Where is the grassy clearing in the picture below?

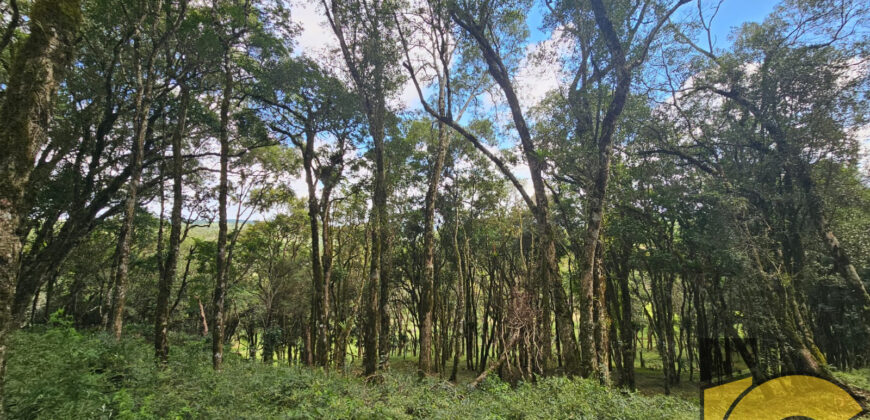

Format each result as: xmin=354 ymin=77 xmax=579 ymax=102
xmin=6 ymin=327 xmax=699 ymax=419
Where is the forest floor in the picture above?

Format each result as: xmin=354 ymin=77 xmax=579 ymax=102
xmin=5 ymin=325 xmax=868 ymax=419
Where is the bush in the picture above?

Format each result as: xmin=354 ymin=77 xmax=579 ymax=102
xmin=6 ymin=327 xmax=699 ymax=419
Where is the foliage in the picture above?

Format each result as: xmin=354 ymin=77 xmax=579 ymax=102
xmin=6 ymin=328 xmax=699 ymax=419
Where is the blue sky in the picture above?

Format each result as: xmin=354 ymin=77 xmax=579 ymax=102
xmin=525 ymin=0 xmax=780 ymax=45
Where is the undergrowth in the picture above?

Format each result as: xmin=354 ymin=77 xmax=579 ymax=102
xmin=6 ymin=326 xmax=699 ymax=419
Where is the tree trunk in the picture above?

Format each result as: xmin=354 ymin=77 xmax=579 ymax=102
xmin=322 ymin=0 xmax=392 ymax=377
xmin=378 ymin=223 xmax=392 ymax=369
xmin=300 ymin=129 xmax=329 ymax=367
xmin=109 ymin=106 xmax=149 ymax=338
xmin=197 ymin=296 xmax=209 ymax=336
xmin=0 ymin=0 xmax=81 ymax=406
xmin=593 ymin=244 xmax=610 ymax=384
xmin=696 ymin=275 xmax=712 ymax=384
xmin=449 ymin=12 xmax=580 ymax=375
xmin=577 ymin=0 xmax=639 ymax=379
xmin=320 ymin=197 xmax=335 ymax=366
xmin=212 ymin=54 xmax=233 ymax=370
xmin=619 ymin=260 xmax=635 ymax=389
xmin=154 ymin=85 xmax=189 ymax=364
xmin=111 ymin=8 xmax=170 ymax=340
xmin=418 ymin=90 xmax=449 ymax=375
xmin=363 ymin=110 xmax=386 ymax=375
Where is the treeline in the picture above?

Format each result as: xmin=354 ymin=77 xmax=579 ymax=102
xmin=1 ymin=0 xmax=869 ymax=409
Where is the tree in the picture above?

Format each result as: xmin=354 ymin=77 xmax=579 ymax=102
xmin=256 ymin=57 xmax=362 ymax=367
xmin=109 ymin=0 xmax=187 ymax=341
xmin=154 ymin=82 xmax=191 ymax=364
xmin=0 ymin=0 xmax=81 ymax=406
xmin=649 ymin=0 xmax=870 ymax=382
xmin=322 ymin=0 xmax=404 ymax=375
xmin=545 ymin=0 xmax=690 ymax=379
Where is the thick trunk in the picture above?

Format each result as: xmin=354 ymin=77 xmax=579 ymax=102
xmin=154 ymin=86 xmax=189 ymax=363
xmin=578 ymin=179 xmax=606 ymax=377
xmin=320 ymin=199 xmax=334 ymax=365
xmin=301 ymin=131 xmax=327 ymax=367
xmin=696 ymin=276 xmax=713 ymax=383
xmin=618 ymin=263 xmax=635 ymax=389
xmin=0 ymin=0 xmax=81 ymax=406
xmin=363 ymin=113 xmax=386 ymax=376
xmin=378 ymin=226 xmax=392 ymax=368
xmin=577 ymin=0 xmax=637 ymax=380
xmin=592 ymin=244 xmax=610 ymax=384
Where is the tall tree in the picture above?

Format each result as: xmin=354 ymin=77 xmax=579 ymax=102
xmin=109 ymin=0 xmax=187 ymax=340
xmin=154 ymin=83 xmax=190 ymax=363
xmin=208 ymin=0 xmax=259 ymax=370
xmin=322 ymin=0 xmax=403 ymax=376
xmin=654 ymin=0 xmax=870 ymax=380
xmin=396 ymin=0 xmax=455 ymax=375
xmin=257 ymin=57 xmax=362 ymax=367
xmin=546 ymin=0 xmax=690 ymax=378
xmin=0 ymin=0 xmax=82 ymax=407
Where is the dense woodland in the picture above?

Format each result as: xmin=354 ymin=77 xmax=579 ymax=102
xmin=1 ymin=0 xmax=869 ymax=417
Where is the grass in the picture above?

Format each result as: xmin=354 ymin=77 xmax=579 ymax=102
xmin=835 ymin=368 xmax=870 ymax=392
xmin=8 ymin=323 xmax=867 ymax=419
xmin=5 ymin=326 xmax=700 ymax=419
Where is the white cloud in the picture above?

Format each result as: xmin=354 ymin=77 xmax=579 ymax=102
xmin=292 ymin=0 xmax=422 ymax=111
xmin=515 ymin=27 xmax=570 ymax=112
xmin=291 ymin=0 xmax=337 ymax=58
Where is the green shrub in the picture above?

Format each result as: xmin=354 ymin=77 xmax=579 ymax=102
xmin=6 ymin=328 xmax=699 ymax=419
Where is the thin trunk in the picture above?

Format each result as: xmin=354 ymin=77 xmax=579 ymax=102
xmin=696 ymin=275 xmax=712 ymax=384
xmin=469 ymin=328 xmax=521 ymax=388
xmin=418 ymin=86 xmax=449 ymax=375
xmin=110 ymin=35 xmax=157 ymax=340
xmin=170 ymin=245 xmax=197 ymax=317
xmin=463 ymin=237 xmax=476 ymax=371
xmin=212 ymin=54 xmax=232 ymax=370
xmin=450 ymin=10 xmax=579 ymax=375
xmin=29 ymin=286 xmax=41 ymax=326
xmin=42 ymin=274 xmax=56 ymax=322
xmin=109 ymin=0 xmax=181 ymax=340
xmin=450 ymin=209 xmax=464 ymax=382
xmin=321 ymin=0 xmax=390 ymax=377
xmin=154 ymin=85 xmax=189 ymax=364
xmin=197 ymin=296 xmax=209 ymax=336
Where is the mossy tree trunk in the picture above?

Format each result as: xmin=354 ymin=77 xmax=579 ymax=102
xmin=0 ymin=0 xmax=81 ymax=408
